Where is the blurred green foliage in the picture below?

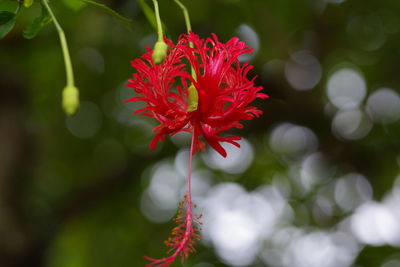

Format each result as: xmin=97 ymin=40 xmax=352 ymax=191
xmin=1 ymin=0 xmax=400 ymax=267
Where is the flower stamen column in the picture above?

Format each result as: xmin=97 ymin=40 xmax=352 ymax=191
xmin=144 ymin=132 xmax=201 ymax=266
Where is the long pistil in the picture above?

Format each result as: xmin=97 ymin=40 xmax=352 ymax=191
xmin=145 ymin=131 xmax=201 ymax=266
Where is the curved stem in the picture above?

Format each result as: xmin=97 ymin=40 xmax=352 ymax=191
xmin=172 ymin=0 xmax=196 ymax=79
xmin=152 ymin=0 xmax=163 ymax=41
xmin=173 ymin=0 xmax=191 ymax=33
xmin=42 ymin=0 xmax=75 ymax=87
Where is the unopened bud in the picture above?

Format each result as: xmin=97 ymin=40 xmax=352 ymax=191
xmin=24 ymin=0 xmax=34 ymax=8
xmin=152 ymin=40 xmax=168 ymax=64
xmin=62 ymin=85 xmax=80 ymax=115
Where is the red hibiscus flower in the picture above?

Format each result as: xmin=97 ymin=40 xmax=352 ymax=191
xmin=126 ymin=32 xmax=267 ymax=266
xmin=126 ymin=32 xmax=267 ymax=157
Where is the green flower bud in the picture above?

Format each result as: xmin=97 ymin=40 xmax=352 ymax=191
xmin=24 ymin=0 xmax=34 ymax=8
xmin=62 ymin=85 xmax=80 ymax=115
xmin=152 ymin=40 xmax=168 ymax=65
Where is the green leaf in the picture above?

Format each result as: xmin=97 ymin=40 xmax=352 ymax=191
xmin=79 ymin=0 xmax=132 ymax=29
xmin=23 ymin=3 xmax=52 ymax=39
xmin=0 ymin=10 xmax=16 ymax=39
xmin=0 ymin=1 xmax=20 ymax=12
xmin=0 ymin=10 xmax=14 ymax=24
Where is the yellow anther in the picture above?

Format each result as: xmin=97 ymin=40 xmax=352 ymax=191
xmin=187 ymin=84 xmax=198 ymax=112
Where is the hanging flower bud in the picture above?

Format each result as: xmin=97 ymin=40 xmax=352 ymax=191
xmin=23 ymin=0 xmax=34 ymax=8
xmin=152 ymin=40 xmax=168 ymax=64
xmin=62 ymin=85 xmax=80 ymax=115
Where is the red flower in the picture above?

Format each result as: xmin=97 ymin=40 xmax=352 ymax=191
xmin=126 ymin=32 xmax=267 ymax=157
xmin=126 ymin=32 xmax=267 ymax=266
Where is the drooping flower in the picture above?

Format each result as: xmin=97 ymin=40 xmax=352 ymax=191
xmin=126 ymin=32 xmax=267 ymax=157
xmin=126 ymin=32 xmax=267 ymax=266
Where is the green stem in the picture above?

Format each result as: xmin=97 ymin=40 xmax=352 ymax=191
xmin=173 ymin=0 xmax=191 ymax=33
xmin=42 ymin=0 xmax=75 ymax=87
xmin=152 ymin=0 xmax=163 ymax=41
xmin=172 ymin=0 xmax=196 ymax=79
xmin=174 ymin=0 xmax=197 ymax=80
xmin=15 ymin=2 xmax=22 ymax=13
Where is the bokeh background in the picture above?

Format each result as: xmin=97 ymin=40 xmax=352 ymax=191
xmin=1 ymin=0 xmax=400 ymax=266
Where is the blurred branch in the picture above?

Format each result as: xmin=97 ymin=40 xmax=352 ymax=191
xmin=0 ymin=68 xmax=36 ymax=267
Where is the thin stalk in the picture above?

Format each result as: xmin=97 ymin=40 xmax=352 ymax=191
xmin=15 ymin=2 xmax=22 ymax=14
xmin=152 ymin=0 xmax=163 ymax=41
xmin=42 ymin=0 xmax=75 ymax=87
xmin=173 ymin=0 xmax=191 ymax=33
xmin=172 ymin=0 xmax=196 ymax=79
